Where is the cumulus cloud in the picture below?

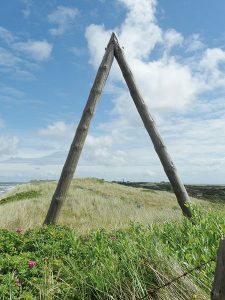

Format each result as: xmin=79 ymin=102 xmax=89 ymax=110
xmin=118 ymin=0 xmax=162 ymax=60
xmin=164 ymin=29 xmax=183 ymax=51
xmin=85 ymin=0 xmax=161 ymax=66
xmin=201 ymin=48 xmax=225 ymax=69
xmin=128 ymin=57 xmax=199 ymax=111
xmin=15 ymin=40 xmax=53 ymax=61
xmin=196 ymin=48 xmax=225 ymax=92
xmin=48 ymin=6 xmax=78 ymax=36
xmin=83 ymin=0 xmax=225 ymax=183
xmin=85 ymin=0 xmax=201 ymax=113
xmin=85 ymin=0 xmax=225 ymax=114
xmin=85 ymin=25 xmax=112 ymax=68
xmin=38 ymin=121 xmax=74 ymax=138
xmin=1 ymin=0 xmax=224 ymax=183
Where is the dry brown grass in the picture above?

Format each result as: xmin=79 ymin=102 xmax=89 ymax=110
xmin=0 ymin=178 xmax=216 ymax=234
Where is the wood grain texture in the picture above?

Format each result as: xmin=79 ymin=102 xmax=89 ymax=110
xmin=211 ymin=238 xmax=225 ymax=300
xmin=44 ymin=34 xmax=115 ymax=224
xmin=114 ymin=36 xmax=192 ymax=218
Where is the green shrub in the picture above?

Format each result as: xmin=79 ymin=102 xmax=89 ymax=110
xmin=0 ymin=207 xmax=223 ymax=299
xmin=0 ymin=191 xmax=41 ymax=205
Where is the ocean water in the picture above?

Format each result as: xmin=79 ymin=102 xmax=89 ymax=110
xmin=0 ymin=182 xmax=21 ymax=196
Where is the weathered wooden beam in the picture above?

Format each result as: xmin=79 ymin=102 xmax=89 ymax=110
xmin=43 ymin=34 xmax=115 ymax=224
xmin=211 ymin=238 xmax=225 ymax=300
xmin=114 ymin=35 xmax=192 ymax=218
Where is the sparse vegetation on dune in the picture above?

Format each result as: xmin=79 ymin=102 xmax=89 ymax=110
xmin=0 ymin=178 xmax=222 ymax=234
xmin=0 ymin=178 xmax=224 ymax=299
xmin=0 ymin=178 xmax=186 ymax=234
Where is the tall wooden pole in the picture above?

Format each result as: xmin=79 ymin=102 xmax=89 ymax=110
xmin=211 ymin=238 xmax=225 ymax=300
xmin=114 ymin=36 xmax=192 ymax=218
xmin=44 ymin=34 xmax=115 ymax=224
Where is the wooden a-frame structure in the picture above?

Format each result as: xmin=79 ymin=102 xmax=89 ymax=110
xmin=44 ymin=33 xmax=192 ymax=225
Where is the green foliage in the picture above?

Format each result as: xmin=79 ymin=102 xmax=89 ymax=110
xmin=154 ymin=206 xmax=225 ymax=290
xmin=0 ymin=190 xmax=41 ymax=205
xmin=0 ymin=207 xmax=224 ymax=299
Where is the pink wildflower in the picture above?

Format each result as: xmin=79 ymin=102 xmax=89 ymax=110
xmin=28 ymin=260 xmax=37 ymax=268
xmin=16 ymin=227 xmax=23 ymax=233
xmin=110 ymin=235 xmax=117 ymax=241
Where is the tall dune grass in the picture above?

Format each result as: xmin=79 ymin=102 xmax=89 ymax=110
xmin=0 ymin=178 xmax=217 ymax=234
xmin=0 ymin=178 xmax=224 ymax=299
xmin=2 ymin=207 xmax=223 ymax=299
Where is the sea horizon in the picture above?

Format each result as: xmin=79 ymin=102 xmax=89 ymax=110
xmin=0 ymin=182 xmax=24 ymax=196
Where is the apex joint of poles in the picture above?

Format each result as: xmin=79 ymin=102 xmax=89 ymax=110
xmin=44 ymin=33 xmax=192 ymax=225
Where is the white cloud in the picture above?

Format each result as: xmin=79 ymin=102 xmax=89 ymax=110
xmin=15 ymin=40 xmax=53 ymax=61
xmin=159 ymin=113 xmax=225 ymax=183
xmin=0 ymin=162 xmax=61 ymax=182
xmin=86 ymin=135 xmax=113 ymax=148
xmin=1 ymin=0 xmax=224 ymax=183
xmin=118 ymin=0 xmax=162 ymax=60
xmin=0 ymin=26 xmax=52 ymax=79
xmin=185 ymin=33 xmax=205 ymax=53
xmin=0 ymin=47 xmax=36 ymax=79
xmin=0 ymin=136 xmax=19 ymax=157
xmin=0 ymin=83 xmax=25 ymax=99
xmin=0 ymin=26 xmax=14 ymax=44
xmin=164 ymin=29 xmax=183 ymax=50
xmin=200 ymin=48 xmax=225 ymax=74
xmin=85 ymin=0 xmax=200 ymax=113
xmin=48 ymin=6 xmax=78 ymax=36
xmin=38 ymin=121 xmax=74 ymax=138
xmin=83 ymin=0 xmax=225 ymax=184
xmin=196 ymin=48 xmax=225 ymax=92
xmin=0 ymin=47 xmax=21 ymax=68
xmin=128 ymin=57 xmax=200 ymax=111
xmin=81 ymin=134 xmax=126 ymax=166
xmin=21 ymin=0 xmax=33 ymax=18
xmin=85 ymin=0 xmax=162 ymax=67
xmin=85 ymin=25 xmax=112 ymax=68
xmin=85 ymin=0 xmax=225 ymax=115
xmin=0 ymin=47 xmax=32 ymax=79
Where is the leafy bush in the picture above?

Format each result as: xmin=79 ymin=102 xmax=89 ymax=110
xmin=0 ymin=207 xmax=224 ymax=299
xmin=154 ymin=207 xmax=225 ymax=290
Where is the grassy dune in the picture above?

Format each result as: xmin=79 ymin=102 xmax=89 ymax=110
xmin=0 ymin=178 xmax=221 ymax=234
xmin=0 ymin=178 xmax=224 ymax=299
xmin=0 ymin=178 xmax=189 ymax=233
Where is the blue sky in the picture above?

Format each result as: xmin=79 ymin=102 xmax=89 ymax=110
xmin=0 ymin=0 xmax=225 ymax=183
